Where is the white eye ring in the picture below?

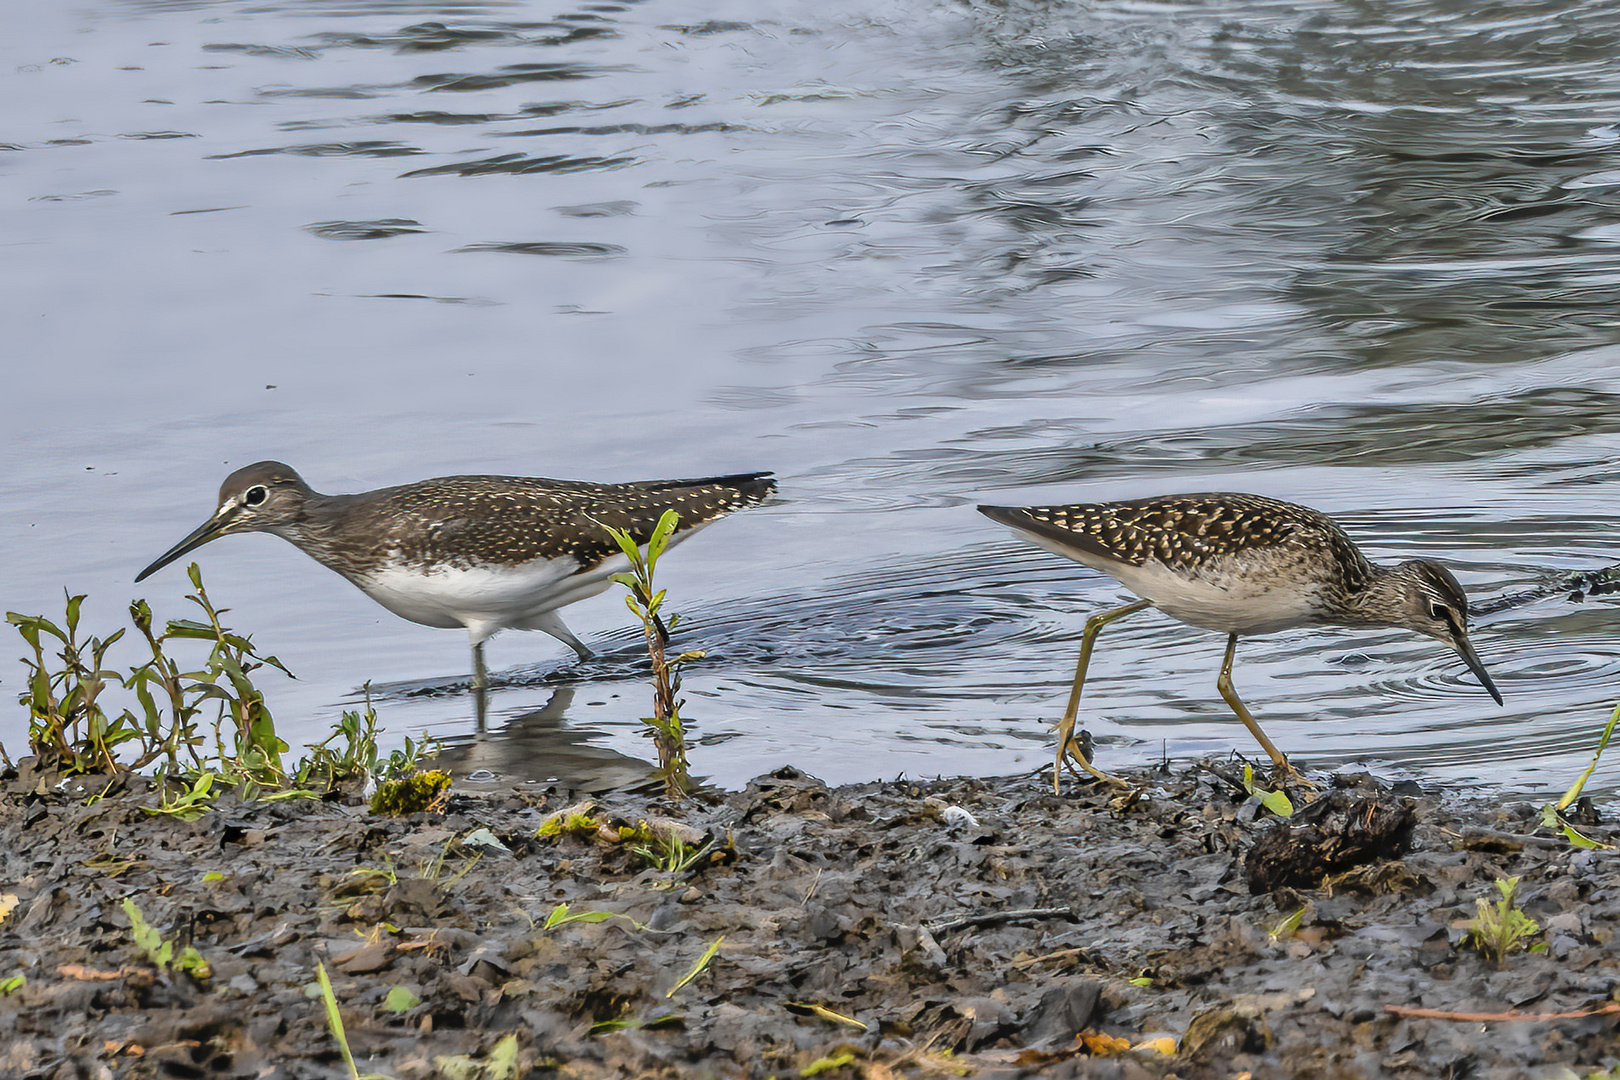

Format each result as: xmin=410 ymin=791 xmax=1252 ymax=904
xmin=243 ymin=485 xmax=269 ymax=507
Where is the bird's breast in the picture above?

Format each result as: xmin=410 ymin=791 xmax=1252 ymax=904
xmin=1094 ymin=552 xmax=1329 ymax=636
xmin=355 ymin=557 xmax=586 ymax=634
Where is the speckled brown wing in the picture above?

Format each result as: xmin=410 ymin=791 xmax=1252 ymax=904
xmin=980 ymin=492 xmax=1373 ymax=591
xmin=344 ymin=472 xmax=776 ymax=573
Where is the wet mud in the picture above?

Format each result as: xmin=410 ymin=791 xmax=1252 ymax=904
xmin=1 ymin=761 xmax=1617 ymax=1078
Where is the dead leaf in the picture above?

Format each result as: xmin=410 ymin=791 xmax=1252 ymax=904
xmin=58 ymin=964 xmax=126 ymax=982
xmin=1078 ymin=1031 xmax=1132 ymax=1056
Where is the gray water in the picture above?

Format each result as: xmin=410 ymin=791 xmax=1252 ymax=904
xmin=8 ymin=0 xmax=1620 ymax=793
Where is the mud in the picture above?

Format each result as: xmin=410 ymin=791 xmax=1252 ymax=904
xmin=1 ymin=760 xmax=1617 ymax=1079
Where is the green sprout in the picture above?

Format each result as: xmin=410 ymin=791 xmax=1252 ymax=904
xmin=1463 ymin=876 xmax=1543 ymax=968
xmin=601 ymin=509 xmax=703 ymax=797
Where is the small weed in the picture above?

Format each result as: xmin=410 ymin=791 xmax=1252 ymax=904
xmin=145 ymin=770 xmax=220 ymax=821
xmin=0 ymin=974 xmax=25 ymax=996
xmin=297 ymin=688 xmax=435 ymax=791
xmin=631 ymin=830 xmax=715 ymax=875
xmin=1463 ymin=876 xmax=1543 ymax=967
xmin=602 ymin=509 xmax=701 ymax=798
xmin=122 ymin=897 xmax=211 ymax=979
xmin=420 ymin=835 xmax=482 ymax=886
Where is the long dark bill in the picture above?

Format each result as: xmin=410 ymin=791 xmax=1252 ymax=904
xmin=134 ymin=513 xmax=233 ymax=583
xmin=1453 ymin=631 xmax=1504 ymax=705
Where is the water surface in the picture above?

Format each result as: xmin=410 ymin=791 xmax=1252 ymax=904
xmin=7 ymin=0 xmax=1620 ymax=792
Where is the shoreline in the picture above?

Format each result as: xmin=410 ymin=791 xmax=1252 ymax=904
xmin=0 ymin=761 xmax=1615 ymax=1078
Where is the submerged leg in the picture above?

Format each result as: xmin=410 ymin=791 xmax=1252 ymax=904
xmin=472 ymin=640 xmax=489 ymax=732
xmin=530 ymin=610 xmax=594 ymax=662
xmin=1053 ymin=599 xmax=1152 ymax=794
xmin=1214 ymin=633 xmax=1313 ymax=789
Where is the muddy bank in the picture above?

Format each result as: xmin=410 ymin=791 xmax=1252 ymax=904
xmin=0 ymin=761 xmax=1617 ymax=1079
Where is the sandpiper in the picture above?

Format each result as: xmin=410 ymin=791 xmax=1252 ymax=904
xmin=978 ymin=493 xmax=1502 ymax=793
xmin=137 ymin=462 xmax=775 ymax=710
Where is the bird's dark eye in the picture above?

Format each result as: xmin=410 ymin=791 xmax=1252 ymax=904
xmin=243 ymin=485 xmax=269 ymax=507
xmin=1429 ymin=602 xmax=1450 ymax=621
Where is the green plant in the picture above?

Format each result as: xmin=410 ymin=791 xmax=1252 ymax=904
xmin=631 ymin=830 xmax=715 ymax=875
xmin=602 ymin=510 xmax=702 ymax=797
xmin=11 ymin=594 xmax=146 ymax=773
xmin=145 ymin=770 xmax=220 ymax=821
xmin=1463 ymin=876 xmax=1543 ymax=967
xmin=296 ymin=688 xmax=434 ymax=791
xmin=1542 ymin=703 xmax=1620 ymax=849
xmin=8 ymin=576 xmax=451 ymax=818
xmin=122 ymin=897 xmax=211 ymax=979
xmin=8 ymin=567 xmax=291 ymax=780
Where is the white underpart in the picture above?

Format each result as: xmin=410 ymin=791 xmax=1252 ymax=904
xmin=353 ymin=521 xmax=711 ymax=648
xmin=1012 ymin=527 xmax=1320 ymax=636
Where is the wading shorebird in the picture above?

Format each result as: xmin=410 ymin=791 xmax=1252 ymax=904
xmin=137 ymin=461 xmax=776 ymax=716
xmin=978 ymin=493 xmax=1502 ymax=793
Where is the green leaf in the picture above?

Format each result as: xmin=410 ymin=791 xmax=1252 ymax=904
xmin=383 ymin=986 xmax=422 ymax=1012
xmin=542 ymin=903 xmax=618 ymax=930
xmin=1240 ymin=765 xmax=1294 ymax=817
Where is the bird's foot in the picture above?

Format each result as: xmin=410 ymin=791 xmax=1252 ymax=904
xmin=1268 ymin=759 xmax=1321 ymax=800
xmin=1054 ymin=731 xmax=1134 ymax=796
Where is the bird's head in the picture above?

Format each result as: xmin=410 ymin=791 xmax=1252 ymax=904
xmin=135 ymin=461 xmax=312 ymax=582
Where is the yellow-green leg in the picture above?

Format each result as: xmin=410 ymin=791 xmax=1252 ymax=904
xmin=1053 ymin=599 xmax=1152 ymax=794
xmin=1215 ymin=633 xmax=1314 ymax=790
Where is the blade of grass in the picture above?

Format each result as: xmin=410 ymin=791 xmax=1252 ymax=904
xmin=666 ymin=935 xmax=724 ymax=998
xmin=1556 ymin=701 xmax=1620 ymax=811
xmin=316 ymin=962 xmax=362 ymax=1080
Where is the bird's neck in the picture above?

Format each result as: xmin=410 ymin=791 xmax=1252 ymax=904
xmin=1329 ymin=562 xmax=1410 ymax=628
xmin=269 ymin=492 xmax=374 ymax=580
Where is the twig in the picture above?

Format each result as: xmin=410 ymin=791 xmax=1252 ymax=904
xmin=926 ymin=907 xmax=1077 ymax=936
xmin=1384 ymin=1003 xmax=1620 ymax=1023
xmin=1010 ymin=945 xmax=1101 ymax=969
xmin=1447 ymin=826 xmax=1565 ymax=850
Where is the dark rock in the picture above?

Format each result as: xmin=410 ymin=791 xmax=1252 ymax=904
xmin=1023 ymin=977 xmax=1103 ymax=1048
xmin=1245 ymin=790 xmax=1417 ymax=893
